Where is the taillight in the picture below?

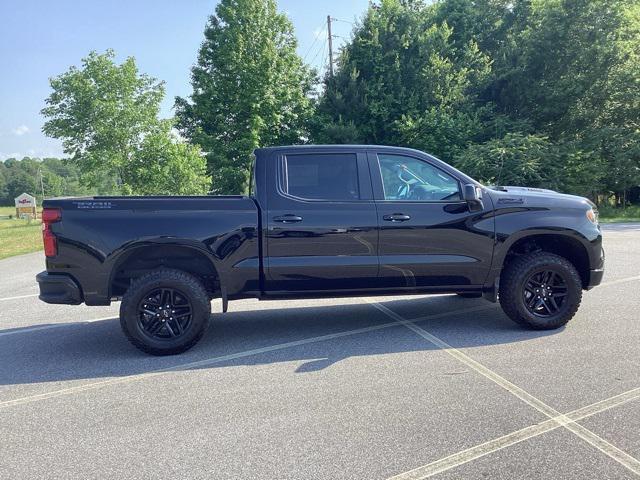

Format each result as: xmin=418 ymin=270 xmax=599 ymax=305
xmin=42 ymin=208 xmax=61 ymax=257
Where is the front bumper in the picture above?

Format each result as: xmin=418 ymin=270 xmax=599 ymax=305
xmin=36 ymin=272 xmax=83 ymax=305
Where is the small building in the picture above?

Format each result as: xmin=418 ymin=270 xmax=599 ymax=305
xmin=14 ymin=193 xmax=37 ymax=219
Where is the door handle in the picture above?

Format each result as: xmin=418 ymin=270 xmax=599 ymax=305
xmin=383 ymin=213 xmax=411 ymax=222
xmin=273 ymin=214 xmax=303 ymax=223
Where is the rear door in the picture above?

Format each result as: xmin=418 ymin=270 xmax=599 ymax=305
xmin=265 ymin=149 xmax=379 ymax=293
xmin=368 ymin=150 xmax=495 ymax=289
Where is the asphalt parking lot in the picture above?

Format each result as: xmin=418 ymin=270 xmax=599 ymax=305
xmin=1 ymin=223 xmax=639 ymax=479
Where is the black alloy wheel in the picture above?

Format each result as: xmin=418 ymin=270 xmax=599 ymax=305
xmin=120 ymin=269 xmax=210 ymax=355
xmin=499 ymin=252 xmax=582 ymax=330
xmin=522 ymin=269 xmax=568 ymax=317
xmin=137 ymin=287 xmax=193 ymax=340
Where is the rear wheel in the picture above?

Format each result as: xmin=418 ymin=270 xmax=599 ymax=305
xmin=120 ymin=269 xmax=211 ymax=355
xmin=499 ymin=252 xmax=582 ymax=330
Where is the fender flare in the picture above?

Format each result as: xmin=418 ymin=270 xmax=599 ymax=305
xmin=486 ymin=227 xmax=594 ymax=286
xmin=106 ymin=238 xmax=225 ymax=299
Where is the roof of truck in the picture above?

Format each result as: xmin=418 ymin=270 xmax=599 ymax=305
xmin=255 ymin=144 xmax=427 ymax=155
xmin=254 ymin=145 xmax=478 ymax=186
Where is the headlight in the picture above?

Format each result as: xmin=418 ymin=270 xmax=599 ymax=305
xmin=586 ymin=207 xmax=598 ymax=225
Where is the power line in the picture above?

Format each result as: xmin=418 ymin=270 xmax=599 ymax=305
xmin=327 ymin=15 xmax=334 ymax=77
xmin=302 ymin=22 xmax=327 ymax=63
xmin=308 ymin=34 xmax=328 ymax=69
xmin=331 ymin=17 xmax=355 ymax=25
xmin=320 ymin=36 xmax=329 ymax=76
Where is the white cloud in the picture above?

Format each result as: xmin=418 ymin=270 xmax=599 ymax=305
xmin=0 ymin=148 xmax=65 ymax=161
xmin=11 ymin=125 xmax=30 ymax=136
xmin=0 ymin=152 xmax=23 ymax=161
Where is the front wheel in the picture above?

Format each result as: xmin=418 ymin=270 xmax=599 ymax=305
xmin=120 ymin=269 xmax=211 ymax=355
xmin=499 ymin=252 xmax=582 ymax=330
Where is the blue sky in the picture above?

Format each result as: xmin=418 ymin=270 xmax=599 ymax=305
xmin=0 ymin=0 xmax=369 ymax=160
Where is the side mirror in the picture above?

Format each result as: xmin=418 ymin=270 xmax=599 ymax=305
xmin=463 ymin=184 xmax=484 ymax=211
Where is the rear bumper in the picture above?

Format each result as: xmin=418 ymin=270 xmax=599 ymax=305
xmin=36 ymin=272 xmax=83 ymax=305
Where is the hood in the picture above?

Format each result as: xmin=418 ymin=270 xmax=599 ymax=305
xmin=487 ymin=185 xmax=595 ymax=209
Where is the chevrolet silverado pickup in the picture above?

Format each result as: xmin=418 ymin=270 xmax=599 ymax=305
xmin=37 ymin=145 xmax=604 ymax=355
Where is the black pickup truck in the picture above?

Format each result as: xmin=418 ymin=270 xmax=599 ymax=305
xmin=37 ymin=145 xmax=604 ymax=355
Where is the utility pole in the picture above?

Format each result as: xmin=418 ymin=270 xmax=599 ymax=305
xmin=327 ymin=15 xmax=334 ymax=77
xmin=38 ymin=167 xmax=45 ymax=199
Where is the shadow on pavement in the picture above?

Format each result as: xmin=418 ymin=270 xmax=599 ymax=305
xmin=0 ymin=295 xmax=561 ymax=387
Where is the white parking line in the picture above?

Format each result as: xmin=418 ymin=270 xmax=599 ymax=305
xmin=0 ymin=324 xmax=78 ymax=337
xmin=0 ymin=320 xmax=401 ymax=409
xmin=386 ymin=387 xmax=640 ymax=479
xmin=599 ymin=275 xmax=640 ymax=288
xmin=0 ymin=303 xmax=498 ymax=409
xmin=371 ymin=302 xmax=640 ymax=478
xmin=0 ymin=316 xmax=118 ymax=337
xmin=0 ymin=303 xmax=495 ymax=338
xmin=0 ymin=293 xmax=38 ymax=302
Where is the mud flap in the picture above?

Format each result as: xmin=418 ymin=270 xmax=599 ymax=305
xmin=221 ymin=286 xmax=228 ymax=313
xmin=483 ymin=275 xmax=499 ymax=303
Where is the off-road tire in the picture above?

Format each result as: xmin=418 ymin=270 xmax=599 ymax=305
xmin=499 ymin=252 xmax=582 ymax=330
xmin=120 ymin=269 xmax=210 ymax=355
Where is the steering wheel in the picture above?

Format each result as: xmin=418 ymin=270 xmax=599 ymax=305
xmin=409 ymin=185 xmax=435 ymax=200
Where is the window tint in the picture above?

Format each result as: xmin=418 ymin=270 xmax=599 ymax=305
xmin=378 ymin=154 xmax=461 ymax=201
xmin=284 ymin=153 xmax=360 ymax=200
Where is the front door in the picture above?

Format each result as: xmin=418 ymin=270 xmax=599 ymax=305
xmin=369 ymin=150 xmax=495 ymax=289
xmin=265 ymin=150 xmax=379 ymax=293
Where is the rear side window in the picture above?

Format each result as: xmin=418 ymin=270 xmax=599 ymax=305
xmin=283 ymin=153 xmax=360 ymax=200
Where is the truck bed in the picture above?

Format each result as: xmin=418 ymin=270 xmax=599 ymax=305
xmin=41 ymin=195 xmax=260 ymax=305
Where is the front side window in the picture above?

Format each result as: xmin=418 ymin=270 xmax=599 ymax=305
xmin=284 ymin=153 xmax=360 ymax=200
xmin=378 ymin=154 xmax=461 ymax=201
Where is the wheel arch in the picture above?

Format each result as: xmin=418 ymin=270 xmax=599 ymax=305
xmin=498 ymin=232 xmax=591 ymax=288
xmin=108 ymin=240 xmax=223 ymax=300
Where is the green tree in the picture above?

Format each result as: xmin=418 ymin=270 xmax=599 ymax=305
xmin=454 ymin=133 xmax=560 ymax=187
xmin=42 ymin=50 xmax=164 ymax=191
xmin=312 ymin=0 xmax=640 ymax=203
xmin=175 ymin=0 xmax=314 ymax=194
xmin=5 ymin=168 xmax=38 ymax=201
xmin=0 ymin=165 xmax=8 ymax=203
xmin=125 ymin=122 xmax=211 ymax=195
xmin=567 ymin=1 xmax=640 ymax=204
xmin=313 ymin=0 xmax=492 ymax=163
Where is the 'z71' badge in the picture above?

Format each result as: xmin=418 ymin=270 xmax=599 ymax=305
xmin=73 ymin=201 xmax=113 ymax=209
xmin=497 ymin=197 xmax=525 ymax=205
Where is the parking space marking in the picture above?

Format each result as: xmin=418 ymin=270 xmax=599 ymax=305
xmin=386 ymin=387 xmax=640 ymax=479
xmin=0 ymin=321 xmax=393 ymax=408
xmin=0 ymin=303 xmax=494 ymax=339
xmin=0 ymin=304 xmax=499 ymax=409
xmin=85 ymin=315 xmax=118 ymax=323
xmin=599 ymin=275 xmax=640 ymax=288
xmin=0 ymin=293 xmax=38 ymax=302
xmin=371 ymin=302 xmax=640 ymax=478
xmin=0 ymin=324 xmax=79 ymax=337
xmin=0 ymin=316 xmax=117 ymax=337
